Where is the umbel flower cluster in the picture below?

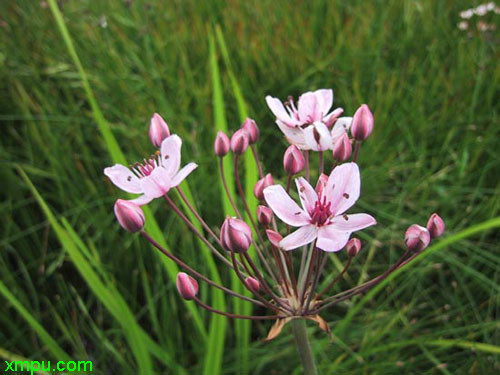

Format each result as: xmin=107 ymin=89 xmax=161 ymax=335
xmin=104 ymin=89 xmax=444 ymax=338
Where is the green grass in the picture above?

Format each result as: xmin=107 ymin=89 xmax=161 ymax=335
xmin=1 ymin=0 xmax=499 ymax=374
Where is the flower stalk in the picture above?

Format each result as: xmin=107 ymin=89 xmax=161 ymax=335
xmin=291 ymin=319 xmax=318 ymax=375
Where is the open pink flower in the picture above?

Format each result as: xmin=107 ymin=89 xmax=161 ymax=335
xmin=263 ymin=163 xmax=376 ymax=252
xmin=104 ymin=135 xmax=197 ymax=205
xmin=265 ymin=89 xmax=351 ymax=151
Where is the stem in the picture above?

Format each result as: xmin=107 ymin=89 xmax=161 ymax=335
xmin=304 ymin=151 xmax=310 ymax=181
xmin=291 ymin=319 xmax=318 ymax=375
xmin=250 ymin=145 xmax=264 ymax=178
xmin=353 ymin=141 xmax=361 ymax=163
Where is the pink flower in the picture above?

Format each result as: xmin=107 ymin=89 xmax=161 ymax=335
xmin=263 ymin=163 xmax=376 ymax=252
xmin=104 ymin=135 xmax=197 ymax=205
xmin=265 ymin=89 xmax=351 ymax=151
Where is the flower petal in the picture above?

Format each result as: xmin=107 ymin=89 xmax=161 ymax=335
xmin=160 ymin=135 xmax=182 ymax=177
xmin=324 ymin=107 xmax=344 ymax=128
xmin=276 ymin=120 xmax=308 ymax=148
xmin=170 ymin=162 xmax=198 ymax=187
xmin=304 ymin=122 xmax=333 ymax=151
xmin=104 ymin=164 xmax=142 ymax=194
xmin=331 ymin=117 xmax=352 ymax=142
xmin=140 ymin=167 xmax=171 ymax=198
xmin=266 ymin=96 xmax=298 ymax=126
xmin=313 ymin=89 xmax=333 ymax=117
xmin=316 ymin=225 xmax=351 ymax=252
xmin=297 ymin=91 xmax=320 ymax=123
xmin=280 ymin=224 xmax=317 ymax=251
xmin=325 ymin=162 xmax=360 ymax=215
xmin=263 ymin=185 xmax=310 ymax=226
xmin=295 ymin=177 xmax=318 ymax=216
xmin=129 ymin=195 xmax=154 ymax=206
xmin=330 ymin=213 xmax=376 ymax=232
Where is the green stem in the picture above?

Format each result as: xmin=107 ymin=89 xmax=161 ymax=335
xmin=291 ymin=319 xmax=318 ymax=375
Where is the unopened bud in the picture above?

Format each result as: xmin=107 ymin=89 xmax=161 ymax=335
xmin=346 ymin=238 xmax=362 ymax=257
xmin=351 ymin=104 xmax=374 ymax=141
xmin=230 ymin=129 xmax=249 ymax=154
xmin=241 ymin=118 xmax=259 ymax=144
xmin=220 ymin=217 xmax=252 ymax=253
xmin=176 ymin=272 xmax=199 ymax=300
xmin=114 ymin=199 xmax=145 ymax=232
xmin=405 ymin=224 xmax=430 ymax=252
xmin=427 ymin=213 xmax=445 ymax=238
xmin=257 ymin=205 xmax=273 ymax=226
xmin=254 ymin=173 xmax=274 ymax=200
xmin=332 ymin=132 xmax=352 ymax=162
xmin=265 ymin=229 xmax=283 ymax=248
xmin=149 ymin=113 xmax=170 ymax=148
xmin=214 ymin=131 xmax=230 ymax=157
xmin=245 ymin=276 xmax=260 ymax=293
xmin=283 ymin=145 xmax=305 ymax=175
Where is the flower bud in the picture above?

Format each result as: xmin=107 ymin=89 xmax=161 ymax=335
xmin=346 ymin=238 xmax=362 ymax=257
xmin=351 ymin=104 xmax=374 ymax=141
xmin=332 ymin=132 xmax=352 ymax=162
xmin=245 ymin=276 xmax=260 ymax=293
xmin=149 ymin=113 xmax=170 ymax=148
xmin=254 ymin=173 xmax=274 ymax=200
xmin=265 ymin=229 xmax=283 ymax=248
xmin=405 ymin=224 xmax=431 ymax=252
xmin=176 ymin=272 xmax=199 ymax=300
xmin=214 ymin=131 xmax=230 ymax=157
xmin=241 ymin=118 xmax=259 ymax=144
xmin=114 ymin=199 xmax=145 ymax=232
xmin=426 ymin=213 xmax=445 ymax=238
xmin=283 ymin=145 xmax=305 ymax=175
xmin=230 ymin=129 xmax=249 ymax=154
xmin=220 ymin=217 xmax=252 ymax=253
xmin=257 ymin=205 xmax=273 ymax=226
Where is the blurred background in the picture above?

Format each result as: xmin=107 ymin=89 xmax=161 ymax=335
xmin=1 ymin=0 xmax=499 ymax=374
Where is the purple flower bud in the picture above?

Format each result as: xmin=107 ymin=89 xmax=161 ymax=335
xmin=221 ymin=217 xmax=252 ymax=253
xmin=351 ymin=104 xmax=374 ymax=141
xmin=114 ymin=199 xmax=145 ymax=232
xmin=257 ymin=205 xmax=273 ymax=226
xmin=214 ymin=131 xmax=230 ymax=157
xmin=245 ymin=276 xmax=260 ymax=293
xmin=149 ymin=113 xmax=170 ymax=148
xmin=230 ymin=129 xmax=249 ymax=155
xmin=265 ymin=229 xmax=283 ymax=248
xmin=332 ymin=132 xmax=352 ymax=162
xmin=427 ymin=213 xmax=445 ymax=238
xmin=241 ymin=118 xmax=260 ymax=144
xmin=283 ymin=145 xmax=305 ymax=175
xmin=405 ymin=224 xmax=431 ymax=252
xmin=254 ymin=173 xmax=274 ymax=200
xmin=176 ymin=272 xmax=199 ymax=300
xmin=346 ymin=238 xmax=362 ymax=257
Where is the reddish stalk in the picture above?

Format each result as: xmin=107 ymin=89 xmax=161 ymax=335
xmin=140 ymin=230 xmax=264 ymax=306
xmin=353 ymin=141 xmax=361 ymax=163
xmin=163 ymin=194 xmax=238 ymax=269
xmin=250 ymin=145 xmax=264 ymax=178
xmin=314 ymin=255 xmax=353 ymax=301
xmin=218 ymin=157 xmax=244 ymax=219
xmin=305 ymin=151 xmax=310 ymax=181
xmin=193 ymin=296 xmax=280 ymax=320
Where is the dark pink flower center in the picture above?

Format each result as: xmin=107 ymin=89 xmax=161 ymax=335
xmin=131 ymin=153 xmax=161 ymax=178
xmin=310 ymin=196 xmax=332 ymax=226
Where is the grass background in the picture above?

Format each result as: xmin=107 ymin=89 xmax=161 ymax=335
xmin=1 ymin=0 xmax=499 ymax=374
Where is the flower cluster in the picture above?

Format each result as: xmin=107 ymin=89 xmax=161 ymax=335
xmin=104 ymin=91 xmax=444 ymax=338
xmin=458 ymin=2 xmax=498 ymax=33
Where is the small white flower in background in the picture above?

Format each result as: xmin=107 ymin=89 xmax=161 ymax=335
xmin=458 ymin=21 xmax=469 ymax=30
xmin=99 ymin=15 xmax=108 ymax=28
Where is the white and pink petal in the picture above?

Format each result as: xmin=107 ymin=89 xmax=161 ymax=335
xmin=104 ymin=164 xmax=142 ymax=194
xmin=316 ymin=225 xmax=351 ymax=252
xmin=263 ymin=185 xmax=310 ymax=227
xmin=325 ymin=162 xmax=361 ymax=215
xmin=170 ymin=162 xmax=198 ymax=187
xmin=295 ymin=177 xmax=318 ymax=216
xmin=329 ymin=213 xmax=376 ymax=232
xmin=160 ymin=135 xmax=182 ymax=177
xmin=280 ymin=224 xmax=318 ymax=251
